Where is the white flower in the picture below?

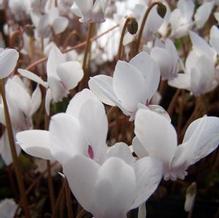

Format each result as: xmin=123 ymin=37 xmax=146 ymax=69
xmin=16 ymin=89 xmax=108 ymax=164
xmin=89 ymin=52 xmax=160 ymax=119
xmin=194 ymin=1 xmax=214 ymax=29
xmin=210 ymin=25 xmax=219 ymax=54
xmin=0 ymin=48 xmax=19 ymax=79
xmin=71 ymin=0 xmax=107 ymax=23
xmin=169 ymin=31 xmax=218 ymax=96
xmin=0 ymin=199 xmax=17 ymax=218
xmin=35 ymin=6 xmax=69 ymax=38
xmin=63 ymin=153 xmax=162 ymax=218
xmin=150 ymin=39 xmax=179 ymax=80
xmin=18 ymin=45 xmax=84 ymax=114
xmin=169 ymin=0 xmax=194 ymax=38
xmin=0 ymin=76 xmax=41 ymax=165
xmin=134 ymin=109 xmax=219 ymax=181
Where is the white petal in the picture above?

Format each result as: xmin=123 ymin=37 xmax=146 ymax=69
xmin=132 ymin=137 xmax=148 ymax=159
xmin=172 ymin=116 xmax=219 ymax=170
xmin=77 ymin=98 xmax=108 ymax=163
xmin=113 ymin=61 xmax=146 ymax=112
xmin=88 ymin=75 xmax=119 ymax=106
xmin=74 ymin=0 xmax=93 ymax=15
xmin=129 ymin=52 xmax=160 ymax=101
xmin=0 ymin=49 xmax=19 ymax=79
xmin=168 ymin=73 xmax=191 ymax=90
xmin=138 ymin=203 xmax=146 ymax=218
xmin=131 ymin=157 xmax=163 ymax=209
xmin=63 ymin=155 xmax=99 ymax=213
xmin=134 ymin=109 xmax=177 ymax=164
xmin=106 ymin=142 xmax=135 ymax=165
xmin=30 ymin=85 xmax=42 ymax=116
xmin=45 ymin=89 xmax=52 ymax=115
xmin=53 ymin=17 xmax=69 ymax=34
xmin=49 ymin=113 xmax=85 ymax=164
xmin=210 ymin=26 xmax=219 ymax=54
xmin=94 ymin=157 xmax=136 ymax=217
xmin=56 ymin=61 xmax=83 ymax=90
xmin=0 ymin=199 xmax=17 ymax=218
xmin=16 ymin=130 xmax=53 ymax=160
xmin=194 ymin=1 xmax=214 ymax=29
xmin=18 ymin=69 xmax=48 ymax=88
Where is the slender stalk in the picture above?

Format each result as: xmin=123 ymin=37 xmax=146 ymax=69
xmin=0 ymin=79 xmax=30 ymax=217
xmin=81 ymin=22 xmax=95 ymax=88
xmin=65 ymin=179 xmax=74 ymax=218
xmin=117 ymin=17 xmax=133 ymax=60
xmin=167 ymin=89 xmax=181 ymax=116
xmin=135 ymin=2 xmax=164 ymax=54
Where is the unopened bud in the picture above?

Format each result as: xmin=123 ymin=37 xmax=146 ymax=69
xmin=127 ymin=17 xmax=138 ymax=35
xmin=157 ymin=3 xmax=167 ymax=18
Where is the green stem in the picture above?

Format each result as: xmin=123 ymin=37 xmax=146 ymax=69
xmin=0 ymin=79 xmax=30 ymax=217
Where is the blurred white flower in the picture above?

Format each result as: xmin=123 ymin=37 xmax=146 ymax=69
xmin=134 ymin=109 xmax=219 ymax=181
xmin=210 ymin=25 xmax=219 ymax=54
xmin=71 ymin=0 xmax=107 ymax=23
xmin=89 ymin=52 xmax=161 ymax=120
xmin=0 ymin=199 xmax=17 ymax=218
xmin=151 ymin=39 xmax=179 ymax=80
xmin=184 ymin=182 xmax=197 ymax=212
xmin=169 ymin=31 xmax=218 ymax=96
xmin=0 ymin=48 xmax=19 ymax=79
xmin=18 ymin=45 xmax=84 ymax=114
xmin=169 ymin=0 xmax=194 ymax=38
xmin=0 ymin=76 xmax=41 ymax=165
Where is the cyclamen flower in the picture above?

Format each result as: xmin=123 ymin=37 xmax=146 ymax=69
xmin=150 ymin=39 xmax=179 ymax=80
xmin=71 ymin=0 xmax=107 ymax=23
xmin=63 ymin=153 xmax=162 ymax=218
xmin=89 ymin=52 xmax=161 ymax=120
xmin=18 ymin=45 xmax=84 ymax=114
xmin=134 ymin=109 xmax=219 ymax=181
xmin=169 ymin=31 xmax=218 ymax=96
xmin=0 ymin=76 xmax=41 ymax=165
xmin=0 ymin=199 xmax=17 ymax=218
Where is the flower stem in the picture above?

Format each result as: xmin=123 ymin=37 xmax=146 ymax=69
xmin=65 ymin=179 xmax=74 ymax=218
xmin=0 ymin=79 xmax=30 ymax=217
xmin=135 ymin=2 xmax=164 ymax=54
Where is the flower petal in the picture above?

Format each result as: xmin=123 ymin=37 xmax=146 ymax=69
xmin=53 ymin=17 xmax=69 ymax=34
xmin=0 ymin=49 xmax=19 ymax=79
xmin=16 ymin=130 xmax=53 ymax=160
xmin=134 ymin=109 xmax=177 ymax=164
xmin=30 ymin=85 xmax=42 ymax=116
xmin=56 ymin=61 xmax=83 ymax=90
xmin=131 ymin=157 xmax=163 ymax=209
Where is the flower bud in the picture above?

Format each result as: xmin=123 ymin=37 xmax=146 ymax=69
xmin=127 ymin=17 xmax=138 ymax=35
xmin=157 ymin=3 xmax=167 ymax=18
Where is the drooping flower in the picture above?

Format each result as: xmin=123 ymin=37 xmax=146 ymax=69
xmin=169 ymin=31 xmax=218 ymax=96
xmin=63 ymin=151 xmax=163 ymax=218
xmin=134 ymin=109 xmax=219 ymax=181
xmin=150 ymin=38 xmax=179 ymax=80
xmin=18 ymin=45 xmax=84 ymax=114
xmin=0 ymin=76 xmax=41 ymax=165
xmin=71 ymin=0 xmax=107 ymax=23
xmin=89 ymin=51 xmax=161 ymax=120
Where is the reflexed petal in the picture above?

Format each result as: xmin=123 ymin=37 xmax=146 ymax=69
xmin=56 ymin=61 xmax=83 ymax=90
xmin=113 ymin=61 xmax=146 ymax=112
xmin=194 ymin=1 xmax=214 ymax=29
xmin=210 ymin=26 xmax=219 ymax=54
xmin=129 ymin=52 xmax=160 ymax=101
xmin=134 ymin=109 xmax=177 ymax=163
xmin=49 ymin=113 xmax=85 ymax=164
xmin=53 ymin=17 xmax=69 ymax=34
xmin=94 ymin=157 xmax=136 ymax=217
xmin=45 ymin=89 xmax=52 ymax=115
xmin=168 ymin=73 xmax=191 ymax=90
xmin=132 ymin=137 xmax=148 ymax=159
xmin=131 ymin=157 xmax=163 ymax=209
xmin=74 ymin=0 xmax=93 ymax=15
xmin=78 ymin=98 xmax=108 ymax=163
xmin=0 ymin=199 xmax=17 ymax=218
xmin=0 ymin=49 xmax=19 ymax=79
xmin=18 ymin=69 xmax=48 ymax=88
xmin=16 ymin=130 xmax=53 ymax=160
xmin=172 ymin=116 xmax=219 ymax=170
xmin=89 ymin=75 xmax=119 ymax=106
xmin=30 ymin=85 xmax=42 ymax=116
xmin=63 ymin=155 xmax=99 ymax=213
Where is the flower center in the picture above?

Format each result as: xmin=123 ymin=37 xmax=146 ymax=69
xmin=88 ymin=145 xmax=94 ymax=159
